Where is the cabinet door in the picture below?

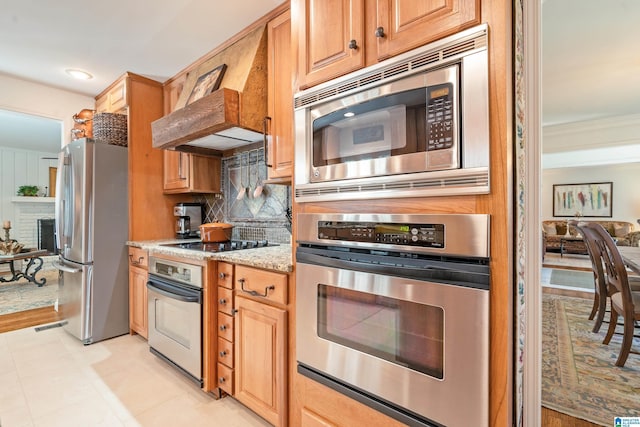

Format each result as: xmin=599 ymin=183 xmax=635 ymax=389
xmin=163 ymin=151 xmax=190 ymax=191
xmin=95 ymin=78 xmax=128 ymax=113
xmin=295 ymin=0 xmax=365 ymax=89
xmin=375 ymin=0 xmax=480 ymax=60
xmin=234 ymin=296 xmax=287 ymax=427
xmin=128 ymin=265 xmax=148 ymax=339
xmin=267 ymin=10 xmax=293 ymax=180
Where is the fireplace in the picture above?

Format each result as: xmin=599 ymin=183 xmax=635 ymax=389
xmin=37 ymin=218 xmax=57 ymax=254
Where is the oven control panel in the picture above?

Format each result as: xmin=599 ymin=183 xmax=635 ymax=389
xmin=317 ymin=221 xmax=444 ymax=248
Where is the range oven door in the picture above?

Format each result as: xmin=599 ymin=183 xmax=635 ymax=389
xmin=296 ymin=255 xmax=489 ymax=427
xmin=147 ymin=275 xmax=203 ymax=385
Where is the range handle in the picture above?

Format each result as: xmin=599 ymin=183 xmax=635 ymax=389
xmin=147 ymin=276 xmax=202 ymax=304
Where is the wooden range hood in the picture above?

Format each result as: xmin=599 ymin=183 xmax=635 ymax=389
xmin=152 ymin=25 xmax=267 ymax=156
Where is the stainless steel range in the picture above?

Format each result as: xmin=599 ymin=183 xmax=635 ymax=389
xmin=147 ymin=240 xmax=278 ymax=386
xmin=296 ymin=213 xmax=490 ymax=427
xmin=147 ymin=256 xmax=204 ymax=385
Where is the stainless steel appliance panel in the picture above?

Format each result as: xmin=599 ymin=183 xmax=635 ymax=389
xmin=297 ymin=212 xmax=489 ymax=258
xmin=295 ymin=212 xmax=490 ymax=426
xmin=54 ymin=138 xmax=129 ymax=344
xmin=297 ymin=263 xmax=489 ymax=427
xmin=55 ymin=258 xmax=91 ymax=341
xmin=147 ymin=275 xmax=202 ymax=383
xmin=294 ymin=24 xmax=490 ymax=202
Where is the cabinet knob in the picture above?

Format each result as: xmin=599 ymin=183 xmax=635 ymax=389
xmin=219 ymin=377 xmax=226 ymax=384
xmin=348 ymin=39 xmax=358 ymax=50
xmin=220 ymin=350 xmax=227 ymax=358
xmin=375 ymin=27 xmax=385 ymax=38
xmin=219 ymin=325 xmax=227 ymax=331
xmin=219 ymin=272 xmax=227 ymax=279
xmin=219 ymin=298 xmax=227 ymax=305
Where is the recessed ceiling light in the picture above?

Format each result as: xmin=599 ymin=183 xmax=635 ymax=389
xmin=344 ymin=112 xmax=355 ymax=117
xmin=65 ymin=69 xmax=93 ymax=80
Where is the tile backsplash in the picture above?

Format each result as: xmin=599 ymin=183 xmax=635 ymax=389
xmin=194 ymin=148 xmax=291 ymax=244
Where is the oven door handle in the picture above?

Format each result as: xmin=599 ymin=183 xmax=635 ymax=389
xmin=147 ymin=279 xmax=202 ymax=304
xmin=296 ymin=250 xmax=489 ymax=289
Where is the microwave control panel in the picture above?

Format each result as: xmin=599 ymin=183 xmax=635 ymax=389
xmin=426 ymin=82 xmax=455 ymax=151
xmin=317 ymin=221 xmax=444 ymax=248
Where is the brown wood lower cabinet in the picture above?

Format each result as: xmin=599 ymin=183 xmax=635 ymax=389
xmin=128 ymin=247 xmax=148 ymax=338
xmin=234 ymin=295 xmax=287 ymax=427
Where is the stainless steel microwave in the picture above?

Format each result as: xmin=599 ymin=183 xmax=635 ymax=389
xmin=294 ymin=24 xmax=490 ymax=203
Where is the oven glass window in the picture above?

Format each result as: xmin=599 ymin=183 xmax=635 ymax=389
xmin=317 ymin=284 xmax=444 ymax=379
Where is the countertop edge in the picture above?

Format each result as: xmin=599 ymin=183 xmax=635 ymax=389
xmin=126 ymin=240 xmax=293 ymax=273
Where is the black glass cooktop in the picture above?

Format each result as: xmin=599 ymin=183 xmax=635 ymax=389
xmin=162 ymin=240 xmax=277 ymax=253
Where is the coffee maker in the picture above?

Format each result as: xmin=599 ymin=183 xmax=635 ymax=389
xmin=174 ymin=202 xmax=204 ymax=239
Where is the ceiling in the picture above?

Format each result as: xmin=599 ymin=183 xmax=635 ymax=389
xmin=1 ymin=0 xmax=639 ymax=154
xmin=542 ymin=0 xmax=640 ymax=126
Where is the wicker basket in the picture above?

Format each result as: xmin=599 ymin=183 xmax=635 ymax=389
xmin=92 ymin=112 xmax=128 ymax=146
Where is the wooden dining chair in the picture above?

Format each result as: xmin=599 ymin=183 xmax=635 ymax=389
xmin=572 ymin=221 xmax=609 ymax=332
xmin=573 ymin=220 xmax=640 ymax=334
xmin=582 ymin=222 xmax=640 ymax=367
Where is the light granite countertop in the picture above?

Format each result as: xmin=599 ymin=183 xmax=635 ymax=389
xmin=127 ymin=239 xmax=293 ymax=273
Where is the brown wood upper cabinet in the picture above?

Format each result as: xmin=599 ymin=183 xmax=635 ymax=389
xmin=96 ymin=72 xmax=177 ymax=241
xmin=95 ymin=78 xmax=127 ymax=113
xmin=162 ymin=74 xmax=222 ymax=194
xmin=293 ymin=0 xmax=480 ymax=89
xmin=266 ymin=10 xmax=293 ymax=181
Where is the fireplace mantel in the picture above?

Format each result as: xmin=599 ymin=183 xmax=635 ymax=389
xmin=11 ymin=197 xmax=55 ymax=204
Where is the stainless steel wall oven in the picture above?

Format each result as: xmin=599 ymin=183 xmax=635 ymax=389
xmin=294 ymin=25 xmax=490 ymax=203
xmin=147 ymin=256 xmax=203 ymax=386
xmin=296 ymin=213 xmax=490 ymax=427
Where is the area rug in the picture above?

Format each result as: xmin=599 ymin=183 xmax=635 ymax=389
xmin=542 ymin=293 xmax=640 ymax=426
xmin=0 ymin=270 xmax=59 ymax=315
xmin=543 ymin=252 xmax=592 ymax=271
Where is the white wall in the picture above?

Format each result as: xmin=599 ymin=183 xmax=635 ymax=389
xmin=0 ymin=73 xmax=95 ymax=146
xmin=0 ymin=146 xmax=59 ymax=229
xmin=542 ymin=162 xmax=640 ymax=226
xmin=0 ymin=74 xmax=95 ymax=239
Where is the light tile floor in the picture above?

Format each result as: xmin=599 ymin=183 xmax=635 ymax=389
xmin=0 ymin=324 xmax=271 ymax=427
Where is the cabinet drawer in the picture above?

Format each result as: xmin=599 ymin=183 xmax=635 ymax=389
xmin=128 ymin=247 xmax=148 ymax=269
xmin=302 ymin=408 xmax=338 ymax=427
xmin=235 ymin=266 xmax=288 ymax=305
xmin=217 ymin=362 xmax=234 ymax=396
xmin=217 ymin=286 xmax=234 ymax=315
xmin=218 ymin=262 xmax=234 ymax=289
xmin=217 ymin=312 xmax=234 ymax=341
xmin=217 ymin=337 xmax=234 ymax=368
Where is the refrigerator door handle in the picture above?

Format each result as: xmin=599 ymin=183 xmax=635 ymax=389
xmin=52 ymin=260 xmax=82 ymax=274
xmin=54 ymin=152 xmax=66 ymax=253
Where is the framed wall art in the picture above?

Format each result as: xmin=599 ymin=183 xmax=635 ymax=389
xmin=175 ymin=63 xmax=228 ymax=110
xmin=553 ymin=182 xmax=613 ymax=217
xmin=185 ymin=63 xmax=227 ymax=106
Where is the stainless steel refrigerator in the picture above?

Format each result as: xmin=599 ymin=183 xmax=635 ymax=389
xmin=54 ymin=138 xmax=129 ymax=344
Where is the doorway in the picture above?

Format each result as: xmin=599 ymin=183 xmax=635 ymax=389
xmin=0 ymin=108 xmax=62 ymax=325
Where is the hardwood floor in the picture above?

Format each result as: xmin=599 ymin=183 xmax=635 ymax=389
xmin=0 ymin=305 xmax=61 ymax=333
xmin=542 ymin=407 xmax=600 ymax=427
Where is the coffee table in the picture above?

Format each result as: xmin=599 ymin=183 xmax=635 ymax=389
xmin=559 ymin=235 xmax=585 ymax=258
xmin=0 ymin=249 xmax=48 ymax=286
